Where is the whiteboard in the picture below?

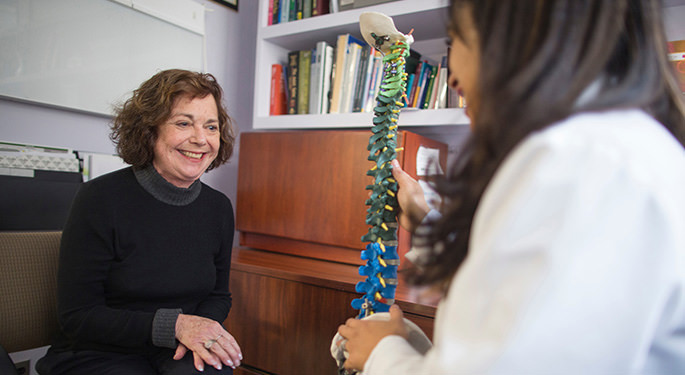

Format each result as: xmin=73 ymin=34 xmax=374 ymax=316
xmin=0 ymin=0 xmax=205 ymax=116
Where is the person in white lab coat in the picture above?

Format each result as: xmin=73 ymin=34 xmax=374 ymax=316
xmin=338 ymin=0 xmax=685 ymax=373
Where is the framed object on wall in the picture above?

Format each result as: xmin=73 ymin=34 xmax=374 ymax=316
xmin=0 ymin=0 xmax=205 ymax=116
xmin=211 ymin=0 xmax=238 ymax=11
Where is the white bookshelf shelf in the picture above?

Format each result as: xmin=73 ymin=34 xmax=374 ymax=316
xmin=254 ymin=108 xmax=468 ymax=129
xmin=252 ymin=0 xmax=468 ymax=129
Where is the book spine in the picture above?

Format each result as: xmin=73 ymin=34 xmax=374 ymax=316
xmin=270 ymin=63 xmax=279 ymax=115
xmin=422 ymin=65 xmax=438 ymax=109
xmin=272 ymin=0 xmax=280 ymax=25
xmin=312 ymin=0 xmax=329 ymax=16
xmin=431 ymin=64 xmax=441 ymax=109
xmin=312 ymin=0 xmax=318 ymax=17
xmin=359 ymin=49 xmax=375 ymax=112
xmin=329 ymin=34 xmax=349 ymax=114
xmin=321 ymin=45 xmax=334 ymax=113
xmin=366 ymin=51 xmax=384 ymax=112
xmin=289 ymin=0 xmax=297 ymax=21
xmin=304 ymin=0 xmax=312 ymax=18
xmin=287 ymin=51 xmax=299 ymax=114
xmin=280 ymin=0 xmax=290 ymax=23
xmin=267 ymin=0 xmax=274 ymax=25
xmin=297 ymin=0 xmax=304 ymax=20
xmin=341 ymin=42 xmax=361 ymax=113
xmin=404 ymin=73 xmax=415 ymax=107
xmin=341 ymin=35 xmax=366 ymax=112
xmin=297 ymin=50 xmax=312 ymax=114
xmin=408 ymin=61 xmax=423 ymax=107
xmin=362 ymin=52 xmax=377 ymax=112
xmin=416 ymin=63 xmax=432 ymax=109
xmin=436 ymin=64 xmax=448 ymax=109
xmin=270 ymin=64 xmax=287 ymax=115
xmin=309 ymin=43 xmax=324 ymax=114
xmin=339 ymin=0 xmax=353 ymax=11
xmin=352 ymin=46 xmax=371 ymax=112
xmin=447 ymin=87 xmax=457 ymax=108
xmin=282 ymin=62 xmax=290 ymax=108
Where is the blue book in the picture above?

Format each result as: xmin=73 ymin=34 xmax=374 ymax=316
xmin=416 ymin=62 xmax=432 ymax=108
xmin=404 ymin=74 xmax=415 ymax=107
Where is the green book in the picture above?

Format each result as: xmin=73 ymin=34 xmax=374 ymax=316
xmin=289 ymin=0 xmax=297 ymax=21
xmin=297 ymin=50 xmax=312 ymax=114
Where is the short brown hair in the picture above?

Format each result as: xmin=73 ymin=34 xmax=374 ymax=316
xmin=110 ymin=69 xmax=235 ymax=171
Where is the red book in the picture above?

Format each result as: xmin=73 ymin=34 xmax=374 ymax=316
xmin=270 ymin=64 xmax=287 ymax=115
xmin=267 ymin=0 xmax=274 ymax=25
xmin=311 ymin=0 xmax=330 ymax=17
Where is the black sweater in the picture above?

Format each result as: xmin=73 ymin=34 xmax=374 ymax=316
xmin=51 ymin=166 xmax=234 ymax=354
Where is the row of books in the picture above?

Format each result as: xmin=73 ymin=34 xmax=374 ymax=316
xmin=269 ymin=33 xmax=466 ymax=116
xmin=268 ymin=0 xmax=397 ymax=25
xmin=268 ymin=0 xmax=330 ymax=25
xmin=406 ymin=55 xmax=444 ymax=110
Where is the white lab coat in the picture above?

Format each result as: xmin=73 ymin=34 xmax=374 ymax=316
xmin=364 ymin=109 xmax=685 ymax=374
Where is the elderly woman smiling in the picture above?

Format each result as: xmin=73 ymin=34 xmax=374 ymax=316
xmin=37 ymin=69 xmax=242 ymax=375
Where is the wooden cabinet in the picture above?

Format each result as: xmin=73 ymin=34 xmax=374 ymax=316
xmin=228 ymin=130 xmax=444 ymax=374
xmin=225 ymin=248 xmax=437 ymax=375
xmin=253 ymin=0 xmax=469 ymax=129
xmin=236 ymin=130 xmax=447 ymax=264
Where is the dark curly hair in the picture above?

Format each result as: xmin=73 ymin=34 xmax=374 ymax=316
xmin=110 ymin=69 xmax=235 ymax=171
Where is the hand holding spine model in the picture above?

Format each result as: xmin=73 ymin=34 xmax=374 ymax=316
xmin=353 ymin=12 xmax=413 ymax=319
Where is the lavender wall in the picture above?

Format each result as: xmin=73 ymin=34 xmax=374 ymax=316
xmin=2 ymin=2 xmax=684 ymax=240
xmin=0 ymin=0 xmax=258 ymax=245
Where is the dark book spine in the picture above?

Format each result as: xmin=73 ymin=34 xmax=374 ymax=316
xmin=289 ymin=0 xmax=297 ymax=21
xmin=352 ymin=46 xmax=371 ymax=112
xmin=272 ymin=0 xmax=280 ymax=25
xmin=287 ymin=51 xmax=299 ymax=114
xmin=296 ymin=0 xmax=304 ymax=20
xmin=311 ymin=0 xmax=329 ymax=16
xmin=422 ymin=65 xmax=438 ymax=109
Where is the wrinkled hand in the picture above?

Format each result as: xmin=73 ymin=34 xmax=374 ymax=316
xmin=337 ymin=305 xmax=409 ymax=371
xmin=391 ymin=160 xmax=430 ymax=232
xmin=174 ymin=314 xmax=242 ymax=371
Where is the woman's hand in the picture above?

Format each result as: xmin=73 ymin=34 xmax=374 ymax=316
xmin=391 ymin=160 xmax=431 ymax=232
xmin=337 ymin=305 xmax=409 ymax=371
xmin=174 ymin=314 xmax=242 ymax=371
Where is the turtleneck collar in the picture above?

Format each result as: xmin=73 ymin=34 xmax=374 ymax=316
xmin=133 ymin=164 xmax=201 ymax=206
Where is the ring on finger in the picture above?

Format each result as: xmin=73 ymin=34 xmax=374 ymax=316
xmin=204 ymin=339 xmax=216 ymax=349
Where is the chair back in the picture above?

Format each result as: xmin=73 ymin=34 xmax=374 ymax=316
xmin=0 ymin=231 xmax=61 ymax=353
